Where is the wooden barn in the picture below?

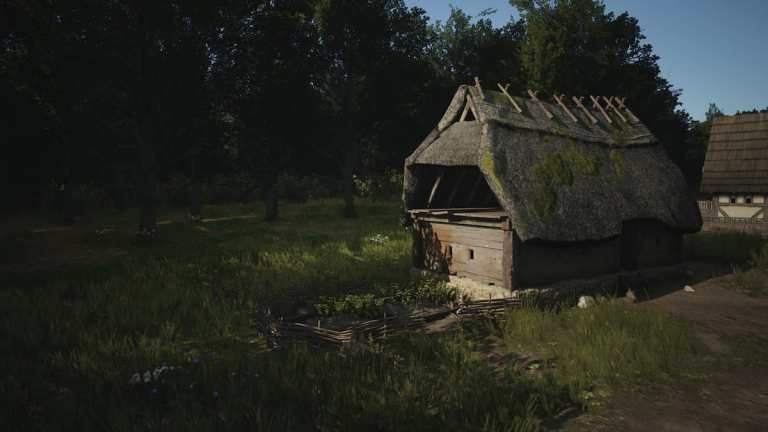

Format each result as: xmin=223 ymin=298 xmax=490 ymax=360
xmin=698 ymin=112 xmax=768 ymax=236
xmin=403 ymin=82 xmax=701 ymax=291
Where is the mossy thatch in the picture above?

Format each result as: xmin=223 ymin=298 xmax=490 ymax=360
xmin=404 ymin=86 xmax=702 ymax=242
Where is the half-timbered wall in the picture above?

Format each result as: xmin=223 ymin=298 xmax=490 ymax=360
xmin=698 ymin=195 xmax=768 ymax=235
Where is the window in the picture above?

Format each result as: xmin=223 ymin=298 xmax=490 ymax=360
xmin=469 ymin=249 xmax=475 ymax=260
xmin=746 ymin=196 xmax=753 ymax=204
xmin=730 ymin=196 xmax=737 ymax=204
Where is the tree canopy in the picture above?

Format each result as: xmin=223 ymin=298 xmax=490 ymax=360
xmin=1 ymin=0 xmax=723 ymax=228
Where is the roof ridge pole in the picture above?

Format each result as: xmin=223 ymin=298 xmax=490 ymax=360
xmin=459 ymin=100 xmax=470 ymax=122
xmin=553 ymin=94 xmax=578 ymax=123
xmin=589 ymin=95 xmax=613 ymax=124
xmin=571 ymin=96 xmax=599 ymax=124
xmin=466 ymin=93 xmax=483 ymax=121
xmin=527 ymin=89 xmax=554 ymax=119
xmin=615 ymin=97 xmax=640 ymax=123
xmin=496 ymin=82 xmax=523 ymax=113
xmin=474 ymin=77 xmax=485 ymax=100
xmin=602 ymin=96 xmax=627 ymax=123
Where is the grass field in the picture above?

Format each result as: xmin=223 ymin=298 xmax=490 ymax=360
xmin=1 ymin=199 xmax=764 ymax=430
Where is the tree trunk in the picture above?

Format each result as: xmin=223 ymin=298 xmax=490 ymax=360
xmin=342 ymin=146 xmax=357 ymax=218
xmin=264 ymin=171 xmax=279 ymax=221
xmin=189 ymin=179 xmax=202 ymax=221
xmin=137 ymin=130 xmax=157 ymax=238
xmin=264 ymin=185 xmax=279 ymax=221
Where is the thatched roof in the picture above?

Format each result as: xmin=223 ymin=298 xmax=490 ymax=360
xmin=700 ymin=112 xmax=768 ymax=194
xmin=404 ymin=85 xmax=701 ymax=242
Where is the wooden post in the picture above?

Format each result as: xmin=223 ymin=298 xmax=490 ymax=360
xmin=527 ymin=89 xmax=553 ymax=119
xmin=460 ymin=102 xmax=470 ymax=122
xmin=602 ymin=96 xmax=627 ymax=123
xmin=590 ymin=95 xmax=612 ymax=124
xmin=496 ymin=83 xmax=523 ymax=113
xmin=427 ymin=170 xmax=444 ymax=209
xmin=571 ymin=96 xmax=598 ymax=124
xmin=614 ymin=97 xmax=640 ymax=123
xmin=474 ymin=77 xmax=485 ymax=100
xmin=553 ymin=94 xmax=578 ymax=123
xmin=502 ymin=228 xmax=520 ymax=291
xmin=466 ymin=94 xmax=482 ymax=121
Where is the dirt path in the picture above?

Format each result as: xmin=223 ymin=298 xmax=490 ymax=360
xmin=565 ymin=265 xmax=768 ymax=432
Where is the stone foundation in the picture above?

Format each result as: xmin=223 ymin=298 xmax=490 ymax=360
xmin=413 ymin=264 xmax=686 ymax=304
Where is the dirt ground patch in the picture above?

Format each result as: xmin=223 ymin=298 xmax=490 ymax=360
xmin=565 ymin=263 xmax=768 ymax=432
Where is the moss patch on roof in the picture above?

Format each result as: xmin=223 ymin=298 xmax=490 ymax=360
xmin=610 ymin=149 xmax=624 ymax=177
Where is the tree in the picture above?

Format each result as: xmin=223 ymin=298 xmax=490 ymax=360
xmin=210 ymin=0 xmax=321 ymax=221
xmin=510 ymin=0 xmax=695 ymax=181
xmin=314 ymin=0 xmax=431 ymax=218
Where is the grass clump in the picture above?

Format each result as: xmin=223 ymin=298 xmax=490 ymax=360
xmin=727 ymin=242 xmax=768 ymax=297
xmin=495 ymin=300 xmax=698 ymax=406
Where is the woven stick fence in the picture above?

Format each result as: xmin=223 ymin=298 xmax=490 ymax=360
xmin=269 ymin=298 xmax=522 ymax=348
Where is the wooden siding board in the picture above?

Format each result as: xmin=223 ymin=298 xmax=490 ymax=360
xmin=417 ymin=221 xmax=505 ymax=282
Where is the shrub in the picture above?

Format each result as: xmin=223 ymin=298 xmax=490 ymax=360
xmin=278 ymin=174 xmax=333 ymax=202
xmin=353 ymin=169 xmax=403 ymax=201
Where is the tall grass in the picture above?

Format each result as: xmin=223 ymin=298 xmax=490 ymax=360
xmin=0 ymin=199 xmax=707 ymax=429
xmin=496 ymin=301 xmax=698 ymax=404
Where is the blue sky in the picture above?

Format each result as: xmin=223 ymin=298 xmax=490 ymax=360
xmin=404 ymin=0 xmax=768 ymax=121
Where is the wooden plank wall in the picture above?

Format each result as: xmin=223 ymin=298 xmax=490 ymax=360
xmin=416 ymin=221 xmax=505 ymax=285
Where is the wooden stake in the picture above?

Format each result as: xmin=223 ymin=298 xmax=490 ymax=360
xmin=553 ymin=94 xmax=578 ymax=123
xmin=474 ymin=77 xmax=485 ymax=100
xmin=460 ymin=102 xmax=470 ymax=122
xmin=615 ymin=97 xmax=640 ymax=123
xmin=571 ymin=96 xmax=598 ymax=124
xmin=466 ymin=94 xmax=482 ymax=121
xmin=496 ymin=83 xmax=523 ymax=113
xmin=427 ymin=170 xmax=444 ymax=209
xmin=589 ymin=95 xmax=612 ymax=124
xmin=602 ymin=96 xmax=627 ymax=123
xmin=527 ymin=89 xmax=553 ymax=119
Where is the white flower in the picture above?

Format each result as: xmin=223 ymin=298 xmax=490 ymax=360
xmin=367 ymin=233 xmax=390 ymax=245
xmin=143 ymin=371 xmax=152 ymax=383
xmin=129 ymin=373 xmax=141 ymax=385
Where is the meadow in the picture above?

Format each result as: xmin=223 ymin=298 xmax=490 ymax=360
xmin=1 ymin=199 xmax=765 ymax=431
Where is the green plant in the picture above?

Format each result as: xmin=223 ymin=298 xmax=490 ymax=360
xmin=496 ymin=300 xmax=698 ymax=403
xmin=353 ymin=169 xmax=403 ymax=201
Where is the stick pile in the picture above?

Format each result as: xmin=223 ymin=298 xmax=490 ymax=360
xmin=270 ymin=298 xmax=523 ymax=348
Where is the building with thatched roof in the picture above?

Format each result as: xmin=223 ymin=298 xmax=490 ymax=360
xmin=698 ymin=112 xmax=768 ymax=235
xmin=403 ymin=84 xmax=701 ymax=291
